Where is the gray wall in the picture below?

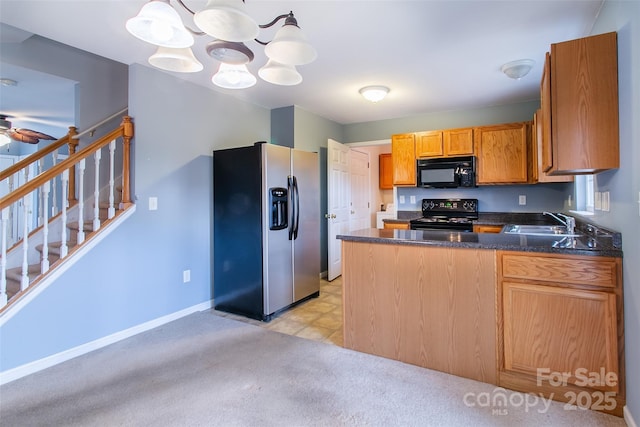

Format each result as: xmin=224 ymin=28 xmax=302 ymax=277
xmin=292 ymin=106 xmax=345 ymax=273
xmin=589 ymin=1 xmax=640 ymax=421
xmin=1 ymin=58 xmax=270 ymax=371
xmin=343 ymin=100 xmax=540 ymax=142
xmin=343 ymin=100 xmax=569 ymax=214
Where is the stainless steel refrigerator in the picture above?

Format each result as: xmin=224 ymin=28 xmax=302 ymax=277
xmin=213 ymin=142 xmax=320 ymax=321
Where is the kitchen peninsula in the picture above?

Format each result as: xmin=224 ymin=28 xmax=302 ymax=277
xmin=337 ymin=225 xmax=625 ymax=416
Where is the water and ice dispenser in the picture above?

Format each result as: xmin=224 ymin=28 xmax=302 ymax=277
xmin=269 ymin=187 xmax=288 ymax=230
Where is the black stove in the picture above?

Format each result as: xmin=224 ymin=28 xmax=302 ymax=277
xmin=409 ymin=198 xmax=478 ymax=232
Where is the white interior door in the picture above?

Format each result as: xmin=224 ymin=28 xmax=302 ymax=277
xmin=327 ymin=139 xmax=350 ymax=281
xmin=349 ymin=149 xmax=370 ymax=231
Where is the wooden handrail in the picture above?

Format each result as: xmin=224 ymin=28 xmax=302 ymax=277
xmin=0 ymin=117 xmax=133 ymax=209
xmin=0 ymin=127 xmax=78 ymax=182
xmin=72 ymin=107 xmax=128 ymax=140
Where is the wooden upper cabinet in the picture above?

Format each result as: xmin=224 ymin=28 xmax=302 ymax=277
xmin=531 ymin=109 xmax=573 ymax=183
xmin=415 ymin=128 xmax=473 ymax=158
xmin=547 ymin=31 xmax=619 ymax=174
xmin=379 ymin=153 xmax=393 ymax=189
xmin=540 ymin=52 xmax=553 ymax=172
xmin=475 ymin=122 xmax=529 ymax=184
xmin=444 ymin=128 xmax=474 ymax=156
xmin=415 ymin=131 xmax=443 ymax=157
xmin=391 ymin=133 xmax=416 ymax=186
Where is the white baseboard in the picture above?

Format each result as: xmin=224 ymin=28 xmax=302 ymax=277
xmin=0 ymin=299 xmax=213 ymax=385
xmin=626 ymin=405 xmax=638 ymax=427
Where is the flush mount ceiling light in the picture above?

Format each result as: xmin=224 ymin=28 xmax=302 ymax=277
xmin=126 ymin=0 xmax=317 ymax=89
xmin=501 ymin=59 xmax=535 ymax=80
xmin=359 ymin=86 xmax=390 ymax=103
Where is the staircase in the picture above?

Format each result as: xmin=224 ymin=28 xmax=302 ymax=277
xmin=0 ymin=113 xmax=135 ymax=316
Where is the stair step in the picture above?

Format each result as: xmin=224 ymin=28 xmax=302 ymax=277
xmin=67 ymin=221 xmax=95 ymax=232
xmin=36 ymin=241 xmax=78 ymax=256
xmin=6 ymin=264 xmax=42 ymax=299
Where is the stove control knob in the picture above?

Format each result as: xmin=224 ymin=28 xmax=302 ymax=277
xmin=463 ymin=200 xmax=476 ymax=210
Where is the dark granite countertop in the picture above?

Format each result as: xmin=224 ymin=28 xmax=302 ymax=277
xmin=342 ymin=212 xmax=623 ymax=257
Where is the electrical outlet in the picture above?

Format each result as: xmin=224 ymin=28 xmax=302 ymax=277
xmin=602 ymin=191 xmax=610 ymax=212
xmin=410 ymin=196 xmax=416 ymax=204
xmin=183 ymin=270 xmax=191 ymax=283
xmin=594 ymin=192 xmax=602 ymax=210
xmin=149 ymin=196 xmax=158 ymax=211
xmin=399 ymin=195 xmax=405 ymax=204
xmin=518 ymin=195 xmax=526 ymax=206
xmin=567 ymin=195 xmax=573 ymax=207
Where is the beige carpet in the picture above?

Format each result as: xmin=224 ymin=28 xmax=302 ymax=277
xmin=0 ymin=311 xmax=626 ymax=426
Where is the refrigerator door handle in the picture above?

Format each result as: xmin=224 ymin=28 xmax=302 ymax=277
xmin=288 ymin=176 xmax=296 ymax=240
xmin=292 ymin=175 xmax=300 ymax=240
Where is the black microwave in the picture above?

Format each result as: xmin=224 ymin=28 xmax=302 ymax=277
xmin=416 ymin=156 xmax=476 ymax=188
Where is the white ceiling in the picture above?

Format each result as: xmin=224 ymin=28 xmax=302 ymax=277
xmin=0 ymin=0 xmax=604 ymax=126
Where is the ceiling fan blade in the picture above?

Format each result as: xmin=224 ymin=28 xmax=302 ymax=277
xmin=14 ymin=128 xmax=56 ymax=140
xmin=8 ymin=129 xmax=39 ymax=144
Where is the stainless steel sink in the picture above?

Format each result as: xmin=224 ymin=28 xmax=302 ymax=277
xmin=501 ymin=224 xmax=583 ymax=237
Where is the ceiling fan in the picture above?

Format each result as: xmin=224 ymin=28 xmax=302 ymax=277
xmin=0 ymin=114 xmax=57 ymax=145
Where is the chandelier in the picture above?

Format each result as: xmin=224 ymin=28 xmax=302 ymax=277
xmin=126 ymin=0 xmax=317 ymax=89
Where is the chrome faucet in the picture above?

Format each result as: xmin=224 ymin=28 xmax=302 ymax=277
xmin=543 ymin=211 xmax=576 ymax=234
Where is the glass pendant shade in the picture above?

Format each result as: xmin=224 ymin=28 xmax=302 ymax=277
xmin=264 ymin=24 xmax=317 ymax=65
xmin=194 ymin=0 xmax=259 ymax=42
xmin=126 ymin=0 xmax=194 ymax=48
xmin=149 ymin=47 xmax=204 ymax=73
xmin=258 ymin=60 xmax=302 ymax=86
xmin=212 ymin=63 xmax=257 ymax=89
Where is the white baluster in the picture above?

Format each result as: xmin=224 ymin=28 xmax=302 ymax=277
xmin=60 ymin=169 xmax=69 ymax=258
xmin=108 ymin=139 xmax=116 ymax=219
xmin=38 ymin=158 xmax=44 ymax=226
xmin=77 ymin=159 xmax=86 ymax=244
xmin=1 ymin=207 xmax=9 ymax=307
xmin=21 ymin=194 xmax=31 ymax=291
xmin=93 ymin=149 xmax=102 ymax=231
xmin=41 ymin=181 xmax=51 ymax=274
xmin=51 ymin=152 xmax=59 ymax=216
xmin=8 ymin=175 xmax=15 ymax=244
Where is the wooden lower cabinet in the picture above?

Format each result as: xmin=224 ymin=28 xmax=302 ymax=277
xmin=497 ymin=251 xmax=624 ymax=416
xmin=342 ymin=242 xmax=497 ymax=384
xmin=383 ymin=221 xmax=409 ymax=230
xmin=473 ymin=224 xmax=504 ymax=233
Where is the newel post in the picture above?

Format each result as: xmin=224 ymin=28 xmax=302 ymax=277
xmin=120 ymin=116 xmax=133 ymax=208
xmin=66 ymin=126 xmax=79 ymax=206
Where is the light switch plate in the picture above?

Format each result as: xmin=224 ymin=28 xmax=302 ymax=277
xmin=399 ymin=195 xmax=405 ymax=203
xmin=410 ymin=196 xmax=416 ymax=204
xmin=149 ymin=196 xmax=158 ymax=211
xmin=518 ymin=195 xmax=526 ymax=206
xmin=595 ymin=192 xmax=602 ymax=210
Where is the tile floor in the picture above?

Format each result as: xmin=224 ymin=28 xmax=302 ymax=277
xmin=212 ymin=277 xmax=344 ymax=347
